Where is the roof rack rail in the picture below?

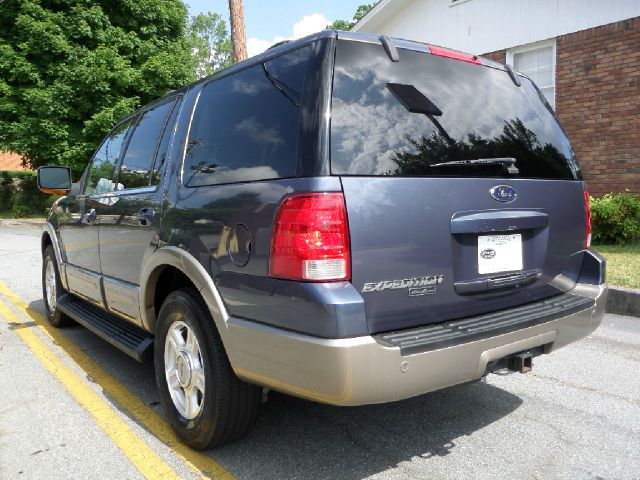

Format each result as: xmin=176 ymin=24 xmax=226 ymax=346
xmin=268 ymin=40 xmax=293 ymax=51
xmin=379 ymin=36 xmax=400 ymax=62
xmin=505 ymin=63 xmax=521 ymax=87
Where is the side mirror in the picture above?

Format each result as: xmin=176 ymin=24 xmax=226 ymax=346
xmin=37 ymin=166 xmax=72 ymax=195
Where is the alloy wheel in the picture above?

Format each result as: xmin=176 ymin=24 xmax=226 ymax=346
xmin=164 ymin=320 xmax=206 ymax=419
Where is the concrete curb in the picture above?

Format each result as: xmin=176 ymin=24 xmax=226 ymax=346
xmin=606 ymin=286 xmax=640 ymax=317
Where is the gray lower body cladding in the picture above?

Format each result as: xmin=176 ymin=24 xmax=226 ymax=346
xmin=224 ymin=282 xmax=607 ymax=406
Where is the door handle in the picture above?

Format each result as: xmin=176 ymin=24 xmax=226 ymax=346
xmin=135 ymin=207 xmax=155 ymax=227
xmin=85 ymin=208 xmax=97 ymax=225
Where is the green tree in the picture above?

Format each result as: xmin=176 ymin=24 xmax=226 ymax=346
xmin=0 ymin=0 xmax=196 ymax=174
xmin=188 ymin=12 xmax=233 ymax=79
xmin=329 ymin=19 xmax=352 ymax=31
xmin=353 ymin=4 xmax=374 ymax=23
xmin=328 ymin=4 xmax=375 ymax=30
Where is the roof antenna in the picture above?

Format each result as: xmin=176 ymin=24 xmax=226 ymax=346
xmin=505 ymin=64 xmax=521 ymax=87
xmin=380 ymin=36 xmax=400 ymax=62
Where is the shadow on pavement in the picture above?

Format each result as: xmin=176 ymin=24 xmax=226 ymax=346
xmin=27 ymin=298 xmax=522 ymax=480
xmin=216 ymin=384 xmax=522 ymax=480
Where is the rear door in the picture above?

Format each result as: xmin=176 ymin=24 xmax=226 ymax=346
xmin=98 ymin=97 xmax=179 ymax=323
xmin=331 ymin=39 xmax=588 ymax=333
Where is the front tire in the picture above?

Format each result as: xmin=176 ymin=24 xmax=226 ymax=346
xmin=154 ymin=289 xmax=261 ymax=449
xmin=42 ymin=245 xmax=73 ymax=327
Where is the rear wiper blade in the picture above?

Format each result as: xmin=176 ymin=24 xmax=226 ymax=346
xmin=505 ymin=64 xmax=521 ymax=87
xmin=431 ymin=157 xmax=519 ymax=175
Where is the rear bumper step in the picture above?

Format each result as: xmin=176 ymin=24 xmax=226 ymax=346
xmin=373 ymin=292 xmax=594 ymax=355
xmin=58 ymin=294 xmax=153 ymax=362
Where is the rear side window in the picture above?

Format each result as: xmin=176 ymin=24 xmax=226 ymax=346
xmin=118 ymin=99 xmax=176 ymax=190
xmin=183 ymin=46 xmax=311 ymax=187
xmin=151 ymin=100 xmax=181 ymax=186
xmin=331 ymin=40 xmax=581 ymax=180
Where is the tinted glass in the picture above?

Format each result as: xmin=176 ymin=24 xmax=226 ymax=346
xmin=183 ymin=46 xmax=310 ymax=187
xmin=331 ymin=41 xmax=581 ymax=180
xmin=151 ymin=99 xmax=180 ymax=186
xmin=118 ymin=99 xmax=175 ymax=189
xmin=84 ymin=119 xmax=133 ymax=195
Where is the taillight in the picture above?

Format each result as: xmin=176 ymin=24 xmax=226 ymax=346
xmin=584 ymin=189 xmax=592 ymax=248
xmin=429 ymin=45 xmax=483 ymax=65
xmin=269 ymin=193 xmax=351 ymax=282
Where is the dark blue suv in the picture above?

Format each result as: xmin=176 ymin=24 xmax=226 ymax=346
xmin=37 ymin=30 xmax=607 ymax=449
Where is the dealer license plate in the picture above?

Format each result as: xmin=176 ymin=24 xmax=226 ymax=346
xmin=478 ymin=234 xmax=523 ymax=274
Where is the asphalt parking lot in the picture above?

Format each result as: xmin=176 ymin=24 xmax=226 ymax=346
xmin=0 ymin=220 xmax=639 ymax=480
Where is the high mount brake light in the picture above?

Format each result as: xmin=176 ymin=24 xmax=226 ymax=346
xmin=584 ymin=189 xmax=592 ymax=249
xmin=269 ymin=193 xmax=351 ymax=282
xmin=429 ymin=46 xmax=484 ymax=65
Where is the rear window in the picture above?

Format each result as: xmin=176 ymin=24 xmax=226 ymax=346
xmin=183 ymin=45 xmax=311 ymax=187
xmin=330 ymin=40 xmax=581 ymax=180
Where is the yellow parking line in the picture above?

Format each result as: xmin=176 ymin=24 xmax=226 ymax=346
xmin=0 ymin=298 xmax=179 ymax=480
xmin=0 ymin=282 xmax=235 ymax=480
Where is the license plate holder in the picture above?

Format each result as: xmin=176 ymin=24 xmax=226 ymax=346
xmin=478 ymin=234 xmax=523 ymax=274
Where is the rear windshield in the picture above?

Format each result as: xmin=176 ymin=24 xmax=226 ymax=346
xmin=330 ymin=40 xmax=581 ymax=180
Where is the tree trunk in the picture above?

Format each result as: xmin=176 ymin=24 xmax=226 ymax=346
xmin=228 ymin=0 xmax=248 ymax=62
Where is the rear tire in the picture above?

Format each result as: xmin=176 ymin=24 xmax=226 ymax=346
xmin=154 ymin=288 xmax=261 ymax=449
xmin=42 ymin=245 xmax=73 ymax=327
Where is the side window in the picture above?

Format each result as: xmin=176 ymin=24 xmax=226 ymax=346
xmin=183 ymin=45 xmax=311 ymax=187
xmin=151 ymin=100 xmax=180 ymax=186
xmin=84 ymin=119 xmax=133 ymax=195
xmin=118 ymin=99 xmax=176 ymax=190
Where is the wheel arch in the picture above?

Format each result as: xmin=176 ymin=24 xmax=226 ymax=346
xmin=42 ymin=231 xmax=52 ymax=251
xmin=42 ymin=222 xmax=68 ymax=290
xmin=140 ymin=247 xmax=232 ymax=352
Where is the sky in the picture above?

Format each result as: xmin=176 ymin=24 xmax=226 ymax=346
xmin=185 ymin=0 xmax=368 ymax=57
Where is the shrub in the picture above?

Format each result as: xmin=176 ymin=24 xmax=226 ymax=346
xmin=0 ymin=170 xmax=51 ymax=217
xmin=0 ymin=170 xmax=35 ymax=180
xmin=590 ymin=192 xmax=640 ymax=245
xmin=11 ymin=204 xmax=31 ymax=218
xmin=0 ymin=171 xmax=16 ymax=211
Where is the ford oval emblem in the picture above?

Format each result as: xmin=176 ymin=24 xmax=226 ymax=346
xmin=490 ymin=185 xmax=517 ymax=202
xmin=480 ymin=248 xmax=496 ymax=259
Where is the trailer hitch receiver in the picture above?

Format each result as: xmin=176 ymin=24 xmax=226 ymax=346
xmin=507 ymin=352 xmax=533 ymax=373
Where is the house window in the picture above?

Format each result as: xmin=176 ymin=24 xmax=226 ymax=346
xmin=507 ymin=40 xmax=556 ymax=108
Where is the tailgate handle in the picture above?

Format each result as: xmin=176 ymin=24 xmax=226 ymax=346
xmin=450 ymin=210 xmax=548 ymax=234
xmin=455 ymin=269 xmax=542 ymax=295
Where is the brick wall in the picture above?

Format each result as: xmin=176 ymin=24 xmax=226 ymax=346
xmin=482 ymin=49 xmax=506 ymax=64
xmin=556 ymin=17 xmax=640 ymax=197
xmin=483 ymin=17 xmax=640 ymax=197
xmin=0 ymin=151 xmax=26 ymax=171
